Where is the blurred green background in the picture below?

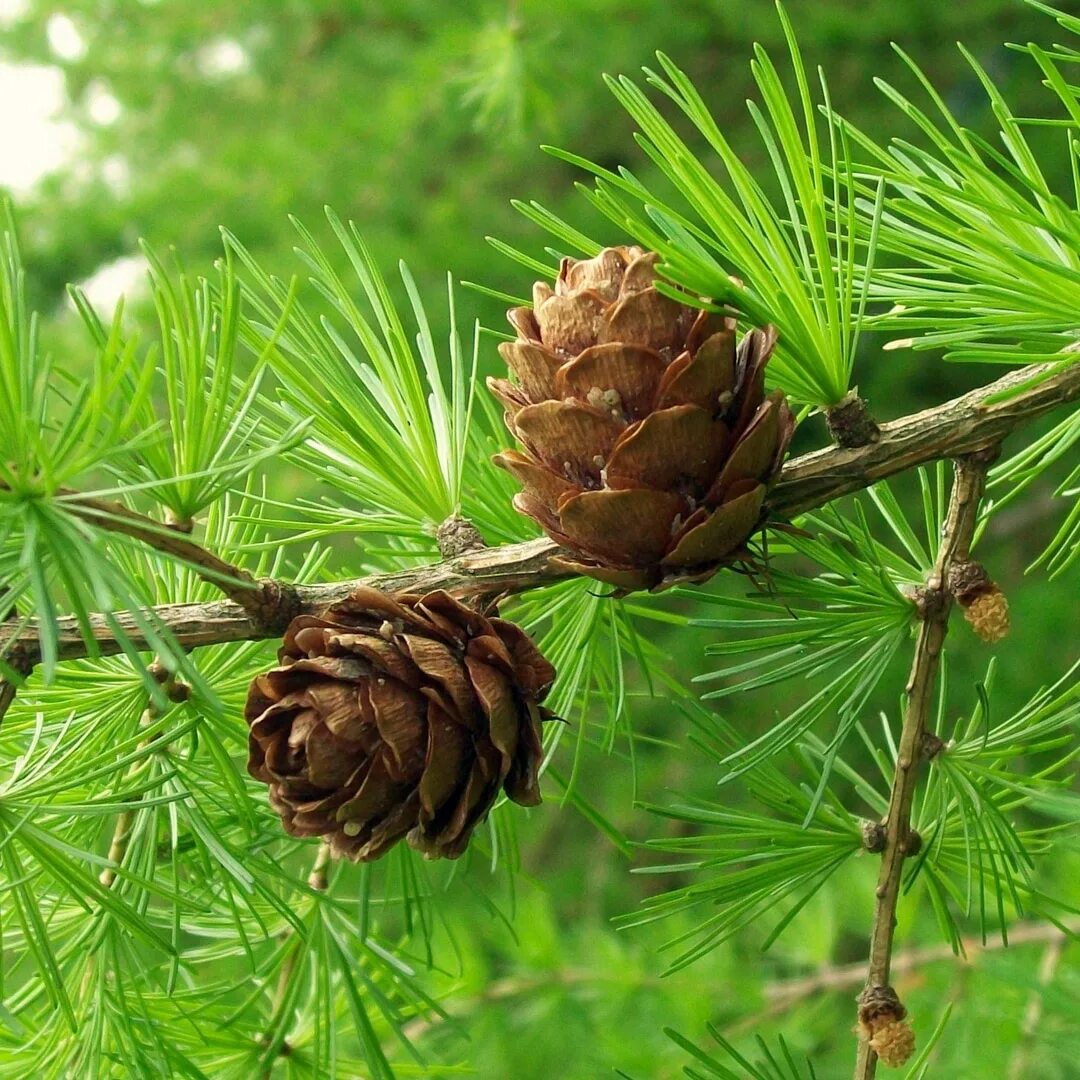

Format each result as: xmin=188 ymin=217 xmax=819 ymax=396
xmin=2 ymin=1 xmax=1077 ymax=1077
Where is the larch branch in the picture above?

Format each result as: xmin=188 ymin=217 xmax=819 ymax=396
xmin=0 ymin=358 xmax=1076 ymax=670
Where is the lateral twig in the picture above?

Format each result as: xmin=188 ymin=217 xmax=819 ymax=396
xmin=853 ymin=449 xmax=995 ymax=1080
xmin=258 ymin=840 xmax=331 ymax=1078
xmin=0 ymin=486 xmax=301 ymax=632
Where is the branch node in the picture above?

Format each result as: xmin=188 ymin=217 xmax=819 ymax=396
xmin=910 ymin=584 xmax=947 ymax=622
xmin=2 ymin=641 xmax=35 ymax=679
xmin=918 ymin=730 xmax=946 ymax=762
xmin=900 ymin=829 xmax=922 ymax=857
xmin=307 ymin=840 xmax=331 ymax=891
xmin=436 ymin=514 xmax=488 ymax=559
xmin=247 ymin=579 xmax=303 ymax=636
xmin=164 ymin=510 xmax=195 ymax=534
xmin=961 ymin=442 xmax=1003 ymax=469
xmin=861 ymin=820 xmax=887 ymax=854
xmin=826 ymin=391 xmax=882 ymax=448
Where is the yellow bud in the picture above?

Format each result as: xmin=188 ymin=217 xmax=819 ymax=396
xmin=964 ymin=589 xmax=1010 ymax=643
xmin=870 ymin=1018 xmax=916 ymax=1069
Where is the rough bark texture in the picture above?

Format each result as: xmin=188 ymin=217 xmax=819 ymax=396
xmin=825 ymin=390 xmax=882 ymax=447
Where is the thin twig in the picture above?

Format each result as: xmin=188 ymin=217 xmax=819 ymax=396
xmin=724 ymin=919 xmax=1078 ymax=1042
xmin=765 ymin=918 xmax=1079 ymax=1006
xmin=771 ymin=358 xmax=1078 ymax=518
xmin=1 ymin=535 xmax=570 ymax=664
xmin=1007 ymin=933 xmax=1068 ymax=1080
xmin=853 ymin=449 xmax=995 ymax=1080
xmin=402 ymin=916 xmax=1080 ymax=1049
xmin=259 ymin=841 xmax=331 ymax=1078
xmin=0 ymin=357 xmax=1076 ymax=669
xmin=2 ymin=484 xmax=299 ymax=627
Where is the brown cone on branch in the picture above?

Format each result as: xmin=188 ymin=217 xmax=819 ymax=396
xmin=245 ymin=587 xmax=555 ymax=862
xmin=490 ymin=246 xmax=795 ymax=591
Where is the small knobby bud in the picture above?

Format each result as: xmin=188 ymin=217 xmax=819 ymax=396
xmin=164 ymin=509 xmax=195 ymax=533
xmin=436 ymin=514 xmax=488 ymax=558
xmin=947 ymin=560 xmax=1009 ymax=642
xmin=910 ymin=584 xmax=947 ymax=621
xmin=147 ymin=659 xmax=170 ymax=684
xmin=857 ymin=984 xmax=906 ymax=1027
xmin=166 ymin=680 xmax=192 ymax=704
xmin=902 ymin=828 xmax=923 ymax=857
xmin=856 ymin=985 xmax=915 ymax=1069
xmin=861 ymin=820 xmax=887 ymax=854
xmin=147 ymin=659 xmax=191 ymax=704
xmin=2 ymin=641 xmax=36 ymax=679
xmin=248 ymin=578 xmax=303 ymax=636
xmin=918 ymin=730 xmax=946 ymax=762
xmin=825 ymin=390 xmax=882 ymax=448
xmin=946 ymin=560 xmax=991 ymax=604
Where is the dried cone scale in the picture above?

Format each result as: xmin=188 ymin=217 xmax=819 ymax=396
xmin=245 ymin=588 xmax=555 ymax=861
xmin=490 ymin=246 xmax=795 ymax=590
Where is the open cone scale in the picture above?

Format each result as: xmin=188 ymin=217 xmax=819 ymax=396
xmin=490 ymin=246 xmax=794 ymax=590
xmin=246 ymin=588 xmax=555 ymax=862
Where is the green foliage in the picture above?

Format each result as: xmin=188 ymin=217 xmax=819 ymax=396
xmin=838 ymin=36 xmax=1080 ymax=363
xmin=498 ymin=8 xmax=883 ymax=406
xmin=225 ymin=210 xmax=524 ymax=554
xmin=71 ymin=245 xmax=310 ymax=525
xmin=1 ymin=200 xmax=182 ymax=683
xmin=989 ymin=410 xmax=1080 ymax=576
xmin=908 ymin=657 xmax=1080 ymax=950
xmin=684 ymin=468 xmax=957 ymax=809
xmin=659 ymin=1028 xmax=818 ymax=1080
xmin=620 ymin=704 xmax=864 ymax=972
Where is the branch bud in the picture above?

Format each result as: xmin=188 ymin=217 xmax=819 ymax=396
xmin=860 ymin=820 xmax=887 ymax=854
xmin=825 ymin=390 xmax=882 ymax=448
xmin=436 ymin=514 xmax=488 ymax=558
xmin=947 ymin=560 xmax=1010 ymax=643
xmin=856 ymin=985 xmax=915 ymax=1069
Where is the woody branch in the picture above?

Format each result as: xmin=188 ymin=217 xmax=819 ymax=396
xmin=0 ymin=357 xmax=1076 ymax=676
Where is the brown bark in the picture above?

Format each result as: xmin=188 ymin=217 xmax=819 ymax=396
xmin=0 ymin=358 xmax=1077 ymax=671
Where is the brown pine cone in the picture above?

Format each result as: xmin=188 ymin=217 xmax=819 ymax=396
xmin=490 ymin=245 xmax=795 ymax=591
xmin=245 ymin=588 xmax=555 ymax=862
